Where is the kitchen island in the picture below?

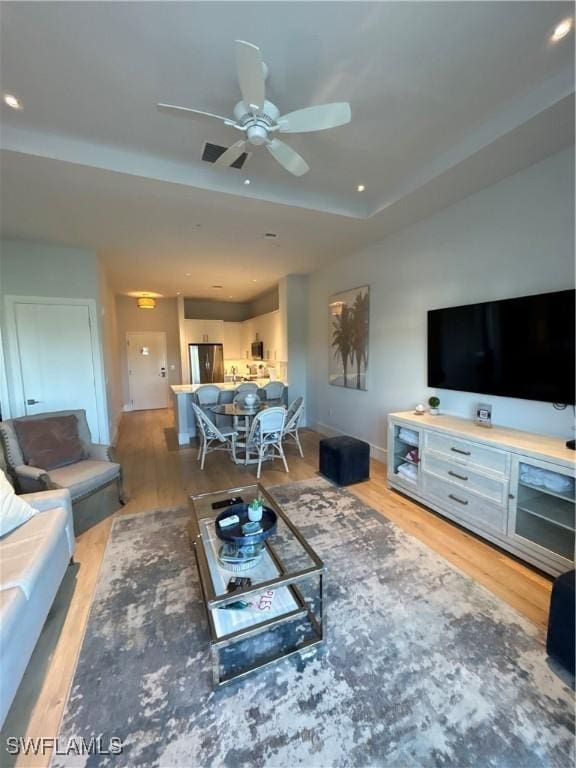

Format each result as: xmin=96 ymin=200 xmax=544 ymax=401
xmin=171 ymin=381 xmax=288 ymax=445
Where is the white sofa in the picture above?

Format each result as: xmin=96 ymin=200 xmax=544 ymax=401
xmin=0 ymin=487 xmax=75 ymax=727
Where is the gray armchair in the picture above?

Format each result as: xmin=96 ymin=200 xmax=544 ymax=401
xmin=0 ymin=409 xmax=126 ymax=506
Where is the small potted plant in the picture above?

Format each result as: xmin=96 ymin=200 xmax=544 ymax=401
xmin=428 ymin=396 xmax=440 ymax=415
xmin=248 ymin=496 xmax=264 ymax=522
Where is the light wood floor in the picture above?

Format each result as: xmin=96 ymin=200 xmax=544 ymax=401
xmin=1 ymin=408 xmax=553 ymax=767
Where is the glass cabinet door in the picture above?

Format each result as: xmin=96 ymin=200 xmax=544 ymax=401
xmin=509 ymin=456 xmax=575 ymax=565
xmin=389 ymin=422 xmax=422 ymax=490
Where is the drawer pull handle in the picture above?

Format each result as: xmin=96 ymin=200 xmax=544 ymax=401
xmin=450 ymin=447 xmax=471 ymax=456
xmin=448 ymin=470 xmax=469 ymax=481
xmin=449 ymin=493 xmax=469 ymax=506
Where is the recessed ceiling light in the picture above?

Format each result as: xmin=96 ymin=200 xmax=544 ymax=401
xmin=357 ymin=184 xmax=366 ymax=192
xmin=4 ymin=94 xmax=22 ymax=110
xmin=185 ymin=272 xmax=191 ymax=277
xmin=244 ymin=179 xmax=251 ymax=186
xmin=228 ymin=295 xmax=233 ymax=299
xmin=552 ymin=18 xmax=573 ymax=42
xmin=176 ymin=291 xmax=181 ymax=295
xmin=252 ymin=279 xmax=258 ymax=283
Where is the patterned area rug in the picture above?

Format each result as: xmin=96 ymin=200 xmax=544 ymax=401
xmin=53 ymin=478 xmax=574 ymax=768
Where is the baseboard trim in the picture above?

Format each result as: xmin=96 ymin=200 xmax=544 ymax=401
xmin=313 ymin=421 xmax=387 ymax=464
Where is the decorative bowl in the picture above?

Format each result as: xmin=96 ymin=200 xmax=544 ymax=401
xmin=215 ymin=504 xmax=277 ymax=571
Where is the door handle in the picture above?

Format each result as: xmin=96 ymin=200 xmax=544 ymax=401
xmin=27 ymin=399 xmax=40 ymax=405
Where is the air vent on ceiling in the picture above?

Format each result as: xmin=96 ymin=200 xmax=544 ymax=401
xmin=202 ymin=142 xmax=248 ymax=170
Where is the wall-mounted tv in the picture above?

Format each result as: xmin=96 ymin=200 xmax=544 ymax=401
xmin=427 ymin=290 xmax=575 ymax=404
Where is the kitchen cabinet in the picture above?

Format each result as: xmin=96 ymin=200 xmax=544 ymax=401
xmin=185 ymin=319 xmax=224 ymax=344
xmin=261 ymin=311 xmax=286 ymax=362
xmin=223 ymin=322 xmax=242 ymax=359
xmin=184 ymin=311 xmax=286 ymax=362
xmin=241 ymin=319 xmax=254 ymax=359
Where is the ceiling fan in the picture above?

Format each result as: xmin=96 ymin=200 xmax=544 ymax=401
xmin=157 ymin=40 xmax=351 ymax=176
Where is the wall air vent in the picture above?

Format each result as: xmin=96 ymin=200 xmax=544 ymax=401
xmin=202 ymin=142 xmax=248 ymax=170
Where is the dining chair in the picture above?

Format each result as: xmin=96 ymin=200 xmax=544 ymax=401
xmin=282 ymin=396 xmax=304 ymax=458
xmin=235 ymin=382 xmax=258 ymax=395
xmin=195 ymin=384 xmax=221 ymax=407
xmin=245 ymin=407 xmax=288 ymax=480
xmin=191 ymin=403 xmax=238 ymax=470
xmin=262 ymin=381 xmax=285 ymax=401
xmin=195 ymin=384 xmax=230 ymax=428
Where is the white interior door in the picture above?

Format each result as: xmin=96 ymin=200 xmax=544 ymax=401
xmin=13 ymin=302 xmax=100 ymax=437
xmin=127 ymin=332 xmax=169 ymax=410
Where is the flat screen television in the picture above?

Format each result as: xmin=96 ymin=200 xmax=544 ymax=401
xmin=427 ymin=290 xmax=575 ymax=404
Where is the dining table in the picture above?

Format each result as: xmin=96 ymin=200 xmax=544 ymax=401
xmin=209 ymin=399 xmax=285 ymax=464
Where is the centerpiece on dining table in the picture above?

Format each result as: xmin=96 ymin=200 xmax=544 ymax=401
xmin=241 ymin=392 xmax=259 ymax=410
xmin=215 ymin=495 xmax=277 ymax=571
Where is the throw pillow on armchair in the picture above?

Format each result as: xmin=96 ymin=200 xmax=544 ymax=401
xmin=13 ymin=414 xmax=88 ymax=470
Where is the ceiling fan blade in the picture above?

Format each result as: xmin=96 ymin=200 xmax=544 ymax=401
xmin=266 ymin=139 xmax=310 ymax=176
xmin=277 ymin=102 xmax=351 ymax=133
xmin=235 ymin=40 xmax=265 ymax=112
xmin=213 ymin=140 xmax=248 ymax=168
xmin=157 ymin=103 xmax=236 ymax=126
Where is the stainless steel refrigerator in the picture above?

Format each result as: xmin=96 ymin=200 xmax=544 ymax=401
xmin=189 ymin=343 xmax=224 ymax=384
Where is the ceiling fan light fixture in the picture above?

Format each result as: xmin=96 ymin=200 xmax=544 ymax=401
xmin=157 ymin=41 xmax=351 ymax=177
xmin=357 ymin=184 xmax=366 ymax=192
xmin=4 ymin=93 xmax=22 ymax=110
xmin=137 ymin=295 xmax=156 ymax=310
xmin=551 ymin=18 xmax=572 ymax=41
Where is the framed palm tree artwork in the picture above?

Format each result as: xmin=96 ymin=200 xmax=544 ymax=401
xmin=329 ymin=285 xmax=369 ymax=390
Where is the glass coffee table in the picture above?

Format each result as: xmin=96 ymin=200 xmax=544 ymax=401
xmin=189 ymin=483 xmax=325 ymax=687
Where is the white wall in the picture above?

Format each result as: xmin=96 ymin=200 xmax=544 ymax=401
xmin=116 ymin=295 xmax=181 ymax=409
xmin=280 ymin=275 xmax=309 ymax=423
xmin=99 ymin=265 xmax=123 ymax=442
xmin=307 ymin=148 xmax=575 ymax=457
xmin=1 ymin=240 xmax=101 ymax=301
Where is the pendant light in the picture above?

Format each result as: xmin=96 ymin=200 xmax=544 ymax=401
xmin=137 ymin=295 xmax=156 ymax=310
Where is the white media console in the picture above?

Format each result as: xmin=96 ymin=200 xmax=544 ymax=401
xmin=387 ymin=411 xmax=575 ymax=576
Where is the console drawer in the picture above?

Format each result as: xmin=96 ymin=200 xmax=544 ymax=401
xmin=423 ymin=451 xmax=508 ymax=506
xmin=424 ymin=431 xmax=508 ymax=476
xmin=422 ymin=472 xmax=508 ymax=534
